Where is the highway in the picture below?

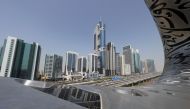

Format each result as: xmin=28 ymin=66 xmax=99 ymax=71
xmin=67 ymin=72 xmax=162 ymax=87
xmin=92 ymin=73 xmax=162 ymax=87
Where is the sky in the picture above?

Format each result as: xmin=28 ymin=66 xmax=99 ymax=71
xmin=0 ymin=0 xmax=164 ymax=72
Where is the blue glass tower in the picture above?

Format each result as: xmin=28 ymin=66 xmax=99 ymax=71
xmin=94 ymin=20 xmax=106 ymax=74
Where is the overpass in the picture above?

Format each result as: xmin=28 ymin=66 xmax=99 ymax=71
xmin=92 ymin=73 xmax=161 ymax=87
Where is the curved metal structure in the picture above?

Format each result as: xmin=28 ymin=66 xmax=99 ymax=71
xmin=0 ymin=77 xmax=86 ymax=109
xmin=0 ymin=0 xmax=190 ymax=109
xmin=145 ymin=0 xmax=190 ymax=79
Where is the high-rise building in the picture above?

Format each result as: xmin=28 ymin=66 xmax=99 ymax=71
xmin=119 ymin=54 xmax=131 ymax=76
xmin=105 ymin=42 xmax=116 ymax=76
xmin=123 ymin=45 xmax=141 ymax=74
xmin=123 ymin=45 xmax=135 ymax=73
xmin=94 ymin=20 xmax=106 ymax=51
xmin=78 ymin=56 xmax=87 ymax=73
xmin=0 ymin=36 xmax=41 ymax=80
xmin=120 ymin=55 xmax=125 ymax=76
xmin=63 ymin=51 xmax=79 ymax=76
xmin=0 ymin=37 xmax=17 ymax=77
xmin=44 ymin=54 xmax=62 ymax=79
xmin=0 ymin=46 xmax=3 ymax=70
xmin=0 ymin=46 xmax=2 ymax=59
xmin=140 ymin=60 xmax=144 ymax=73
xmin=146 ymin=59 xmax=156 ymax=73
xmin=134 ymin=49 xmax=141 ymax=73
xmin=94 ymin=20 xmax=106 ymax=75
xmin=124 ymin=64 xmax=131 ymax=76
xmin=87 ymin=53 xmax=98 ymax=73
xmin=142 ymin=60 xmax=148 ymax=73
xmin=115 ymin=53 xmax=121 ymax=75
xmin=87 ymin=53 xmax=100 ymax=78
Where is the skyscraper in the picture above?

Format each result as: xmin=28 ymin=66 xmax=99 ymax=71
xmin=94 ymin=20 xmax=106 ymax=51
xmin=44 ymin=54 xmax=63 ymax=79
xmin=140 ymin=60 xmax=144 ymax=73
xmin=94 ymin=20 xmax=106 ymax=75
xmin=134 ymin=49 xmax=141 ymax=73
xmin=87 ymin=53 xmax=98 ymax=73
xmin=115 ymin=53 xmax=121 ymax=75
xmin=142 ymin=60 xmax=149 ymax=73
xmin=63 ymin=51 xmax=79 ymax=76
xmin=0 ymin=46 xmax=3 ymax=70
xmin=87 ymin=53 xmax=99 ymax=78
xmin=123 ymin=45 xmax=135 ymax=73
xmin=120 ymin=54 xmax=125 ymax=76
xmin=119 ymin=54 xmax=131 ymax=76
xmin=123 ymin=45 xmax=141 ymax=74
xmin=78 ymin=56 xmax=87 ymax=73
xmin=0 ymin=37 xmax=17 ymax=78
xmin=146 ymin=59 xmax=156 ymax=73
xmin=105 ymin=42 xmax=116 ymax=76
xmin=0 ymin=36 xmax=41 ymax=80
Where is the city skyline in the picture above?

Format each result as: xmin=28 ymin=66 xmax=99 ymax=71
xmin=0 ymin=0 xmax=164 ymax=72
xmin=0 ymin=0 xmax=189 ymax=109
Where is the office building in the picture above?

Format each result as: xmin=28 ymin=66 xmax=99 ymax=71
xmin=87 ymin=53 xmax=99 ymax=78
xmin=141 ymin=60 xmax=148 ymax=73
xmin=78 ymin=56 xmax=87 ymax=79
xmin=105 ymin=42 xmax=116 ymax=76
xmin=123 ymin=45 xmax=141 ymax=74
xmin=140 ymin=60 xmax=144 ymax=73
xmin=120 ymin=55 xmax=125 ymax=76
xmin=94 ymin=19 xmax=106 ymax=75
xmin=124 ymin=64 xmax=131 ymax=76
xmin=146 ymin=59 xmax=156 ymax=73
xmin=115 ymin=53 xmax=121 ymax=75
xmin=0 ymin=46 xmax=2 ymax=59
xmin=0 ymin=37 xmax=17 ymax=77
xmin=123 ymin=45 xmax=135 ymax=73
xmin=78 ymin=56 xmax=87 ymax=73
xmin=134 ymin=49 xmax=141 ymax=73
xmin=63 ymin=51 xmax=79 ymax=76
xmin=120 ymin=55 xmax=131 ymax=76
xmin=44 ymin=54 xmax=63 ymax=79
xmin=0 ymin=36 xmax=41 ymax=80
xmin=0 ymin=46 xmax=3 ymax=70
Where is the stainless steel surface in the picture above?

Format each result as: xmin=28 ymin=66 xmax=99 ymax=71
xmin=145 ymin=0 xmax=190 ymax=80
xmin=1 ymin=0 xmax=190 ymax=109
xmin=0 ymin=77 xmax=86 ymax=109
xmin=14 ymin=78 xmax=54 ymax=88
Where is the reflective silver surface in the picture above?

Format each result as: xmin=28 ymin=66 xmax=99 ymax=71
xmin=0 ymin=77 xmax=86 ymax=109
xmin=145 ymin=0 xmax=190 ymax=80
xmin=1 ymin=0 xmax=190 ymax=109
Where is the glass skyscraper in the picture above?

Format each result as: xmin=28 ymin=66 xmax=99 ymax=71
xmin=123 ymin=45 xmax=135 ymax=73
xmin=64 ymin=51 xmax=79 ymax=76
xmin=94 ymin=20 xmax=106 ymax=75
xmin=105 ymin=42 xmax=116 ymax=76
xmin=78 ymin=56 xmax=87 ymax=73
xmin=134 ymin=49 xmax=141 ymax=73
xmin=123 ymin=45 xmax=141 ymax=74
xmin=0 ymin=36 xmax=41 ymax=80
